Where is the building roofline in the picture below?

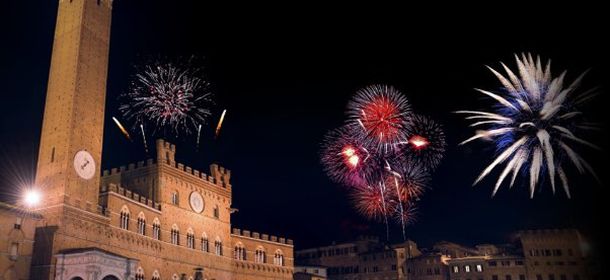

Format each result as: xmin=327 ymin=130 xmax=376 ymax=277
xmin=0 ymin=201 xmax=43 ymax=218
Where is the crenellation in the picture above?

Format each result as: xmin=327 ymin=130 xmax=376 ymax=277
xmin=279 ymin=238 xmax=285 ymax=243
xmin=243 ymin=230 xmax=251 ymax=237
xmin=120 ymin=165 xmax=126 ymax=172
xmin=137 ymin=161 xmax=145 ymax=168
xmin=233 ymin=228 xmax=241 ymax=235
xmin=287 ymin=239 xmax=293 ymax=245
xmin=252 ymin=232 xmax=260 ymax=239
xmin=146 ymin=158 xmax=154 ymax=165
xmin=177 ymin=163 xmax=184 ymax=170
xmin=270 ymin=236 xmax=278 ymax=242
xmin=111 ymin=168 xmax=118 ymax=174
xmin=261 ymin=234 xmax=269 ymax=240
xmin=103 ymin=170 xmax=109 ymax=176
xmin=128 ymin=163 xmax=135 ymax=170
xmin=186 ymin=166 xmax=192 ymax=174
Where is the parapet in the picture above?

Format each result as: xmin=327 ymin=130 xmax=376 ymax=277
xmin=210 ymin=163 xmax=231 ymax=188
xmin=231 ymin=228 xmax=293 ymax=246
xmin=102 ymin=159 xmax=156 ymax=177
xmin=101 ymin=183 xmax=161 ymax=210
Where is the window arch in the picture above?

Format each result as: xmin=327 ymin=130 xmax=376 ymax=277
xmin=201 ymin=233 xmax=209 ymax=252
xmin=152 ymin=218 xmax=161 ymax=240
xmin=119 ymin=206 xmax=130 ymax=230
xmin=135 ymin=267 xmax=144 ymax=280
xmin=214 ymin=237 xmax=223 ymax=256
xmin=171 ymin=191 xmax=179 ymax=205
xmin=274 ymin=249 xmax=285 ymax=266
xmin=151 ymin=270 xmax=160 ymax=280
xmin=186 ymin=228 xmax=195 ymax=249
xmin=213 ymin=205 xmax=219 ymax=219
xmin=137 ymin=212 xmax=146 ymax=235
xmin=171 ymin=224 xmax=180 ymax=245
xmin=234 ymin=242 xmax=246 ymax=260
xmin=255 ymin=246 xmax=266 ymax=263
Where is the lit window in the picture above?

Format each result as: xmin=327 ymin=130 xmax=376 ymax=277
xmin=476 ymin=264 xmax=483 ymax=272
xmin=453 ymin=266 xmax=459 ymax=273
xmin=465 ymin=265 xmax=471 ymax=272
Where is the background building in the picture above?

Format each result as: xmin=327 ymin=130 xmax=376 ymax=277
xmin=0 ymin=0 xmax=293 ymax=279
xmin=297 ymin=229 xmax=592 ymax=280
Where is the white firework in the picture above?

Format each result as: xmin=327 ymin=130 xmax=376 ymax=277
xmin=457 ymin=53 xmax=600 ymax=198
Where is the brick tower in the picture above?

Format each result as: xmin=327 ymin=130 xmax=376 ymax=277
xmin=35 ymin=0 xmax=112 ymax=215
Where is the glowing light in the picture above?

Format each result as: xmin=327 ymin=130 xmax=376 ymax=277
xmin=112 ymin=117 xmax=131 ymax=140
xmin=410 ymin=135 xmax=429 ymax=149
xmin=342 ymin=146 xmax=356 ymax=157
xmin=215 ymin=109 xmax=227 ymax=138
xmin=347 ymin=155 xmax=360 ymax=168
xmin=24 ymin=189 xmax=41 ymax=207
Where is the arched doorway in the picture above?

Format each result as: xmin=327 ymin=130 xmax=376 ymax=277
xmin=102 ymin=276 xmax=120 ymax=280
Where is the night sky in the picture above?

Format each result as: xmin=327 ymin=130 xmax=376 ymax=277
xmin=2 ymin=2 xmax=609 ymax=252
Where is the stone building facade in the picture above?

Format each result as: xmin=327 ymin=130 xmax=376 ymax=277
xmin=0 ymin=0 xmax=293 ymax=279
xmin=296 ymin=230 xmax=592 ymax=280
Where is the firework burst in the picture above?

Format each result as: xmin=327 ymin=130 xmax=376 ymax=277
xmin=347 ymin=85 xmax=412 ymax=150
xmin=321 ymin=125 xmax=375 ymax=187
xmin=458 ymin=53 xmax=600 ymax=198
xmin=119 ymin=59 xmax=213 ymax=136
xmin=405 ymin=115 xmax=446 ymax=171
xmin=321 ymin=84 xmax=445 ymax=239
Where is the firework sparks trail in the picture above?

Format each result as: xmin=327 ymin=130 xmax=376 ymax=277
xmin=119 ymin=59 xmax=213 ymax=136
xmin=112 ymin=117 xmax=131 ymax=141
xmin=215 ymin=109 xmax=227 ymax=139
xmin=196 ymin=124 xmax=202 ymax=151
xmin=140 ymin=124 xmax=148 ymax=153
xmin=457 ymin=53 xmax=600 ymax=198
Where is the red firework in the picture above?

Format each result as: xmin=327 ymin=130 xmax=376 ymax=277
xmin=351 ymin=184 xmax=392 ymax=221
xmin=347 ymin=85 xmax=411 ymax=147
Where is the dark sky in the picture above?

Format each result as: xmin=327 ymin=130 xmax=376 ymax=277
xmin=2 ymin=2 xmax=609 ymax=251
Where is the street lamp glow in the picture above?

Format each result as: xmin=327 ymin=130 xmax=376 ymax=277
xmin=24 ymin=189 xmax=41 ymax=207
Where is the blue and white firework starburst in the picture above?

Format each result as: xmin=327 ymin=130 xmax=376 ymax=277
xmin=458 ymin=53 xmax=600 ymax=198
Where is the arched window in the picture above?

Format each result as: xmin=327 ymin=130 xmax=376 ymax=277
xmin=172 ymin=274 xmax=179 ymax=280
xmin=274 ymin=250 xmax=285 ymax=266
xmin=171 ymin=191 xmax=179 ymax=205
xmin=234 ymin=243 xmax=246 ymax=260
xmin=171 ymin=224 xmax=180 ymax=245
xmin=151 ymin=270 xmax=160 ymax=280
xmin=135 ymin=267 xmax=144 ymax=280
xmin=255 ymin=246 xmax=266 ymax=263
xmin=186 ymin=228 xmax=195 ymax=249
xmin=201 ymin=233 xmax=209 ymax=252
xmin=137 ymin=212 xmax=146 ymax=235
xmin=120 ymin=206 xmax=130 ymax=230
xmin=152 ymin=218 xmax=161 ymax=240
xmin=215 ymin=237 xmax=223 ymax=256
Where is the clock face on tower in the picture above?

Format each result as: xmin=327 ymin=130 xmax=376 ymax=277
xmin=189 ymin=191 xmax=205 ymax=213
xmin=73 ymin=150 xmax=96 ymax=180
